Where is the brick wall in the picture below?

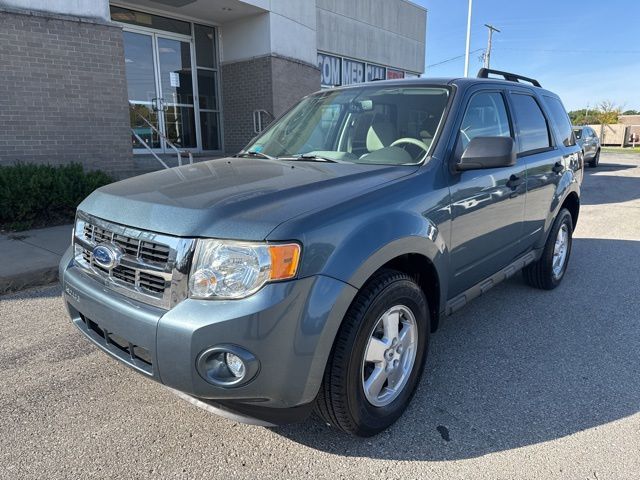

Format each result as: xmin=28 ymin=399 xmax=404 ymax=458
xmin=0 ymin=9 xmax=132 ymax=176
xmin=220 ymin=56 xmax=273 ymax=154
xmin=271 ymin=56 xmax=320 ymax=119
xmin=221 ymin=55 xmax=319 ymax=154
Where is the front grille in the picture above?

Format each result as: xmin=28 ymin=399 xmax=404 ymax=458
xmin=73 ymin=213 xmax=192 ymax=309
xmin=83 ymin=224 xmax=170 ymax=264
xmin=80 ymin=243 xmax=167 ymax=296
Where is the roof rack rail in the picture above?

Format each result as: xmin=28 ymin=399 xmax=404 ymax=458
xmin=477 ymin=68 xmax=541 ymax=87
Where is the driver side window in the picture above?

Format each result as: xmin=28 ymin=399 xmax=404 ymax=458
xmin=457 ymin=92 xmax=511 ymax=153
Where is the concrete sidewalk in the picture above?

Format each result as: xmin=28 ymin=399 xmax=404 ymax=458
xmin=0 ymin=224 xmax=72 ymax=294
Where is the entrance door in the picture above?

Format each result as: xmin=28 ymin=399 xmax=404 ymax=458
xmin=123 ymin=30 xmax=197 ymax=153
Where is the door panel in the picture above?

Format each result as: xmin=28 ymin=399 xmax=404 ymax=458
xmin=448 ymin=90 xmax=526 ymax=296
xmin=510 ymin=92 xmax=567 ymax=248
xmin=449 ymin=163 xmax=527 ymax=295
xmin=520 ymin=149 xmax=563 ymax=247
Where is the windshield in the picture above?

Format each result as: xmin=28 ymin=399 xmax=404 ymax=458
xmin=242 ymin=86 xmax=450 ymax=165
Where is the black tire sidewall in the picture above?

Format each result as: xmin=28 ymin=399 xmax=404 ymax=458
xmin=543 ymin=209 xmax=573 ymax=287
xmin=344 ymin=278 xmax=429 ymax=436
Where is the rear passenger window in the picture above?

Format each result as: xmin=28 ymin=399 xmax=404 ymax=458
xmin=457 ymin=92 xmax=511 ymax=152
xmin=543 ymin=96 xmax=576 ymax=147
xmin=510 ymin=94 xmax=551 ymax=154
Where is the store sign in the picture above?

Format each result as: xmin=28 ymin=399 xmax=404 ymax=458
xmin=386 ymin=69 xmax=405 ymax=80
xmin=318 ymin=51 xmax=413 ymax=87
xmin=318 ymin=53 xmax=341 ymax=87
xmin=366 ymin=64 xmax=386 ymax=82
xmin=342 ymin=59 xmax=364 ymax=85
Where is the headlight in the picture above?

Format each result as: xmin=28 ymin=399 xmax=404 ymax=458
xmin=188 ymin=240 xmax=301 ymax=299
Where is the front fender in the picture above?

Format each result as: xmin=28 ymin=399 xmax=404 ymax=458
xmin=297 ymin=210 xmax=449 ymax=314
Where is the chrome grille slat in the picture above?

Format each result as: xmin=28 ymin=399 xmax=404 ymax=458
xmin=73 ymin=212 xmax=194 ymax=310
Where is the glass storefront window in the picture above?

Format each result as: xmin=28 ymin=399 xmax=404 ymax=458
xmin=165 ymin=106 xmax=197 ymax=148
xmin=123 ymin=31 xmax=156 ymax=102
xmin=157 ymin=37 xmax=194 ymax=105
xmin=197 ymin=70 xmax=217 ymax=110
xmin=200 ymin=112 xmax=220 ymax=150
xmin=115 ymin=8 xmax=221 ymax=152
xmin=195 ymin=24 xmax=217 ymax=69
xmin=110 ymin=6 xmax=191 ymax=36
xmin=130 ymin=105 xmax=161 ymax=149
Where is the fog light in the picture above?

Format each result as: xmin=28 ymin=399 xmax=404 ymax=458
xmin=196 ymin=345 xmax=259 ymax=387
xmin=225 ymin=352 xmax=246 ymax=378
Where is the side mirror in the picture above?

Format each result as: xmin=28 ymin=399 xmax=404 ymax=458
xmin=456 ymin=136 xmax=516 ymax=171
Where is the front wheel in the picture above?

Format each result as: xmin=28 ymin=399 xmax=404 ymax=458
xmin=315 ymin=269 xmax=429 ymax=436
xmin=589 ymin=149 xmax=600 ymax=168
xmin=523 ymin=208 xmax=573 ymax=290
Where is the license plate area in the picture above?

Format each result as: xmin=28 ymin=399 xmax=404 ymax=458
xmin=77 ymin=313 xmax=154 ymax=375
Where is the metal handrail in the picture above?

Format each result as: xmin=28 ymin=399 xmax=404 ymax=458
xmin=253 ymin=109 xmax=274 ymax=134
xmin=131 ymin=130 xmax=170 ymax=169
xmin=129 ymin=103 xmax=194 ymax=168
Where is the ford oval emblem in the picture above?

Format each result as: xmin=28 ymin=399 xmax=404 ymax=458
xmin=92 ymin=244 xmax=122 ymax=270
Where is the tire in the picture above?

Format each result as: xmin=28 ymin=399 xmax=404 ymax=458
xmin=589 ymin=148 xmax=600 ymax=168
xmin=315 ymin=269 xmax=430 ymax=436
xmin=523 ymin=208 xmax=573 ymax=290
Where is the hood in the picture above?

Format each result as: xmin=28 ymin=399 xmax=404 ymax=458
xmin=79 ymin=158 xmax=418 ymax=240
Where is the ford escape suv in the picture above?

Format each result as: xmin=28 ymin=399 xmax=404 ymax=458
xmin=60 ymin=69 xmax=582 ymax=437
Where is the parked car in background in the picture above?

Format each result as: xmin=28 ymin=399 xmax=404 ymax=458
xmin=60 ymin=69 xmax=582 ymax=437
xmin=573 ymin=126 xmax=601 ymax=167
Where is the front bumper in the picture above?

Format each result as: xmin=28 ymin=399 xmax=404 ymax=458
xmin=60 ymin=247 xmax=356 ymax=423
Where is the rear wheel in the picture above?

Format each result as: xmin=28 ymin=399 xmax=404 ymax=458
xmin=589 ymin=148 xmax=600 ymax=168
xmin=315 ymin=269 xmax=429 ymax=436
xmin=523 ymin=208 xmax=573 ymax=290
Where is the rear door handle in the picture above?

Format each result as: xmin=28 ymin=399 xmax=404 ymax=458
xmin=506 ymin=174 xmax=523 ymax=189
xmin=552 ymin=161 xmax=564 ymax=173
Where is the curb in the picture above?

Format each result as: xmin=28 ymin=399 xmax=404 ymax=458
xmin=0 ymin=266 xmax=59 ymax=295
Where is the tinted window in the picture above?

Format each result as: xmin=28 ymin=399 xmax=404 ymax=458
xmin=511 ymin=94 xmax=551 ymax=153
xmin=195 ymin=24 xmax=217 ymax=69
xmin=544 ymin=96 xmax=576 ymax=147
xmin=573 ymin=128 xmax=583 ymax=139
xmin=457 ymin=92 xmax=511 ymax=151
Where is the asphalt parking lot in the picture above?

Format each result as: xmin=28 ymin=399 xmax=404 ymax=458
xmin=1 ymin=152 xmax=639 ymax=479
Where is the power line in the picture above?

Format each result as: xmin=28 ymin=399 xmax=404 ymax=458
xmin=493 ymin=46 xmax=640 ymax=54
xmin=428 ymin=48 xmax=484 ymax=69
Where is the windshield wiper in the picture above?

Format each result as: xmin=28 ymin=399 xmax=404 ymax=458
xmin=234 ymin=151 xmax=277 ymax=160
xmin=280 ymin=154 xmax=339 ymax=163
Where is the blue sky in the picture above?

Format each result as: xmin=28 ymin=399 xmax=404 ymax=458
xmin=414 ymin=0 xmax=640 ymax=111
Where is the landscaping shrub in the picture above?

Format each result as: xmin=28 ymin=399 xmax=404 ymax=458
xmin=0 ymin=163 xmax=113 ymax=231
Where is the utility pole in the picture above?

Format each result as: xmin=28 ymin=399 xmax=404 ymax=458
xmin=483 ymin=24 xmax=500 ymax=69
xmin=464 ymin=0 xmax=473 ymax=77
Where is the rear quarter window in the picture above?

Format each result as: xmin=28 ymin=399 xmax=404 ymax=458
xmin=510 ymin=93 xmax=552 ymax=154
xmin=544 ymin=96 xmax=576 ymax=147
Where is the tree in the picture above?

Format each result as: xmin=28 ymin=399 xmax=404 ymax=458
xmin=622 ymin=109 xmax=639 ymax=115
xmin=568 ymin=109 xmax=601 ymax=125
xmin=597 ymin=100 xmax=621 ymax=125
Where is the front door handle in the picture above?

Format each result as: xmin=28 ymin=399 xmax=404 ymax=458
xmin=506 ymin=174 xmax=523 ymax=189
xmin=552 ymin=161 xmax=564 ymax=173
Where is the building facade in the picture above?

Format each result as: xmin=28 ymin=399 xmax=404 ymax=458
xmin=0 ymin=0 xmax=426 ymax=177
